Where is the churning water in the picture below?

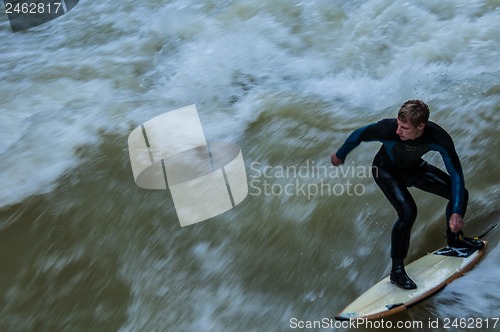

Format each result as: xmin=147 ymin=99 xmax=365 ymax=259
xmin=1 ymin=0 xmax=499 ymax=331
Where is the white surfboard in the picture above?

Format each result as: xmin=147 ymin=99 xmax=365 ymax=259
xmin=336 ymin=241 xmax=487 ymax=320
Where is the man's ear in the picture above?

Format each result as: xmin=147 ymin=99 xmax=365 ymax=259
xmin=417 ymin=122 xmax=426 ymax=130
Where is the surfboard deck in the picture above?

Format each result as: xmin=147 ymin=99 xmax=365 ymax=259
xmin=335 ymin=241 xmax=487 ymax=321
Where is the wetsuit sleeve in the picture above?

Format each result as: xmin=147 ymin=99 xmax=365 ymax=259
xmin=429 ymin=135 xmax=466 ymax=216
xmin=335 ymin=121 xmax=390 ymax=160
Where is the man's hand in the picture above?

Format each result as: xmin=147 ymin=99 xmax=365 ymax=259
xmin=331 ymin=153 xmax=344 ymax=166
xmin=449 ymin=213 xmax=464 ymax=233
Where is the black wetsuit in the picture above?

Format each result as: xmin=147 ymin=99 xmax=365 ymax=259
xmin=336 ymin=119 xmax=468 ymax=261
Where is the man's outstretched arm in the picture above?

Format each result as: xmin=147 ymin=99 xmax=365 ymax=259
xmin=331 ymin=120 xmax=391 ymax=166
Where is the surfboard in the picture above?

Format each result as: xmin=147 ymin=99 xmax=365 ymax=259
xmin=335 ymin=241 xmax=487 ymax=321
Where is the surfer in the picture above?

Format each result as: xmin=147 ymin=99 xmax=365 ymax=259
xmin=330 ymin=100 xmax=484 ymax=290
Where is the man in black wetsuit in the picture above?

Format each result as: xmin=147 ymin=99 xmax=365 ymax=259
xmin=330 ymin=100 xmax=484 ymax=290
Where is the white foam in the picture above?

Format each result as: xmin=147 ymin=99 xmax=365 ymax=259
xmin=434 ymin=241 xmax=500 ymax=317
xmin=1 ymin=2 xmax=499 ymax=331
xmin=118 ymin=239 xmax=290 ymax=331
xmin=1 ymin=0 xmax=498 ymax=209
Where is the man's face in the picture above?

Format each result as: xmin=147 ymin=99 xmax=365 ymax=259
xmin=396 ymin=118 xmax=425 ymax=140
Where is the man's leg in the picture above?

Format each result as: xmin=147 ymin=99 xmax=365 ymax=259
xmin=372 ymin=165 xmax=417 ymax=289
xmin=410 ymin=162 xmax=463 ymax=222
xmin=412 ymin=163 xmax=483 ymax=249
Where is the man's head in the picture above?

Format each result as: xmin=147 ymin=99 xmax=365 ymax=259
xmin=396 ymin=100 xmax=429 ymax=140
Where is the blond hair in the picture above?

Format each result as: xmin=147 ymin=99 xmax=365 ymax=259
xmin=398 ymin=100 xmax=430 ymax=127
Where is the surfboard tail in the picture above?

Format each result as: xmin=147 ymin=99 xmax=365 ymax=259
xmin=335 ymin=241 xmax=488 ymax=320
